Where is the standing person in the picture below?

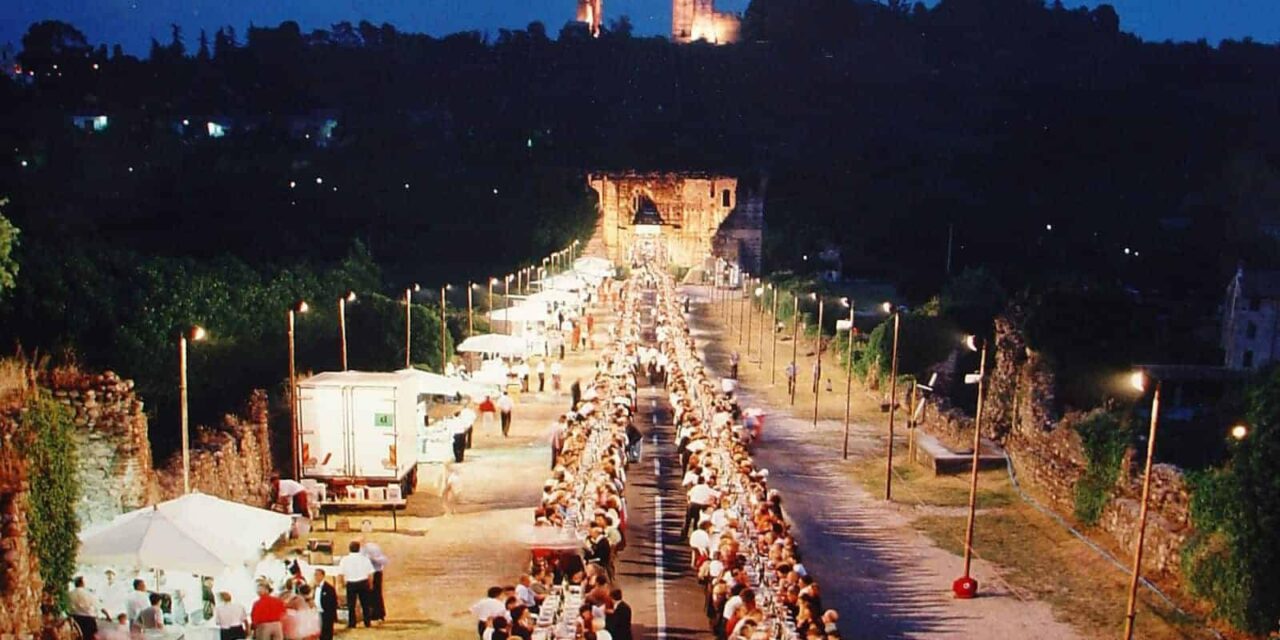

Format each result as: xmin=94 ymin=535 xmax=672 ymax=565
xmin=138 ymin=594 xmax=165 ymax=631
xmin=496 ymin=391 xmax=514 ymax=437
xmin=338 ymin=541 xmax=375 ymax=629
xmin=69 ymin=576 xmax=103 ymax=640
xmin=559 ymin=319 xmax=573 ymax=358
xmin=478 ymin=395 xmax=496 ymax=432
xmin=570 ymin=322 xmax=582 ymax=352
xmin=250 ymin=582 xmax=286 ymax=640
xmin=605 ymin=589 xmax=632 ymax=640
xmin=214 ymin=591 xmax=249 ymax=640
xmin=550 ymin=415 xmax=568 ymax=469
xmin=468 ymin=587 xmax=507 ymax=639
xmin=785 ymin=361 xmax=797 ymax=397
xmin=312 ymin=570 xmax=338 ymax=640
xmin=441 ymin=462 xmax=462 ymax=516
xmin=362 ymin=539 xmax=389 ymax=624
xmin=125 ymin=579 xmax=151 ymax=628
xmin=729 ymin=352 xmax=740 ymax=380
xmin=517 ymin=360 xmax=531 ymax=393
xmin=570 ymin=380 xmax=582 ymax=411
xmin=550 ymin=361 xmax=563 ymax=395
xmin=536 ymin=359 xmax=546 ymax=393
xmin=273 ymin=474 xmax=310 ymax=516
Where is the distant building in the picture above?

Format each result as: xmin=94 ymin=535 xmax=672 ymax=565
xmin=576 ymin=0 xmax=603 ymax=37
xmin=69 ymin=114 xmax=109 ymax=132
xmin=1221 ymin=266 xmax=1280 ymax=369
xmin=286 ymin=109 xmax=340 ymax=147
xmin=588 ymin=172 xmax=764 ymax=272
xmin=672 ymin=0 xmax=740 ymax=44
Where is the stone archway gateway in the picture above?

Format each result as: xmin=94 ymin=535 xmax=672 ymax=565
xmin=587 ymin=172 xmax=765 ymax=274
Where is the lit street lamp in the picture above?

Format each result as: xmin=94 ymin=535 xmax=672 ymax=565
xmin=812 ymin=293 xmax=825 ymax=428
xmin=288 ymin=299 xmax=309 ymax=480
xmin=883 ymin=301 xmax=901 ymax=501
xmin=747 ymin=283 xmax=761 ymax=357
xmin=1122 ymin=370 xmax=1161 ymax=640
xmin=756 ymin=284 xmax=768 ymax=367
xmin=178 ymin=325 xmax=207 ymax=494
xmin=467 ymin=282 xmax=475 ymax=337
xmin=738 ymin=274 xmax=750 ymax=345
xmin=790 ymin=294 xmax=800 ymax=406
xmin=954 ymin=335 xmax=988 ymax=598
xmin=338 ymin=291 xmax=356 ymax=371
xmin=440 ymin=285 xmax=452 ymax=372
xmin=840 ymin=298 xmax=855 ymax=459
xmin=404 ymin=284 xmax=420 ymax=369
xmin=488 ymin=277 xmax=497 ymax=314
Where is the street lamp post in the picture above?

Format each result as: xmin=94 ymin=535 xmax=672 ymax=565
xmin=738 ymin=275 xmax=749 ymax=344
xmin=746 ymin=283 xmax=757 ymax=358
xmin=770 ymin=286 xmax=780 ymax=384
xmin=1122 ymin=371 xmax=1162 ymax=640
xmin=440 ymin=285 xmax=451 ymax=372
xmin=404 ymin=284 xmax=420 ymax=368
xmin=288 ymin=300 xmax=309 ymax=480
xmin=178 ymin=325 xmax=207 ymax=494
xmin=488 ymin=278 xmax=496 ymax=315
xmin=812 ymin=293 xmax=825 ymax=427
xmin=842 ymin=299 xmax=856 ymax=459
xmin=757 ymin=284 xmax=768 ymax=367
xmin=467 ymin=283 xmax=475 ymax=338
xmin=884 ymin=302 xmax=901 ymax=501
xmin=338 ymin=291 xmax=356 ymax=371
xmin=955 ymin=335 xmax=988 ymax=598
xmin=790 ymin=294 xmax=800 ymax=405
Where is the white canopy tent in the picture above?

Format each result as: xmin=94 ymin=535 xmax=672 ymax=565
xmin=524 ymin=289 xmax=583 ymax=306
xmin=397 ymin=367 xmax=499 ymax=399
xmin=78 ymin=493 xmax=291 ymax=575
xmin=457 ymin=333 xmax=528 ymax=358
xmin=573 ymin=256 xmax=614 ymax=279
xmin=538 ymin=273 xmax=587 ymax=292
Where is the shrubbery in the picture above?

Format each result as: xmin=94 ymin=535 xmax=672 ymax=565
xmin=16 ymin=393 xmax=81 ymax=607
xmin=1072 ymin=410 xmax=1129 ymax=526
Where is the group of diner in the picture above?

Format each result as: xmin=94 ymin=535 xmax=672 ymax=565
xmin=643 ymin=266 xmax=843 ymax=640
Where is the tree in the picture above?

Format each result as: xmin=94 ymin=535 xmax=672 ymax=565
xmin=197 ymin=29 xmax=211 ymax=62
xmin=18 ymin=20 xmax=90 ymax=69
xmin=607 ymin=16 xmax=634 ymax=38
xmin=0 ymin=199 xmax=18 ymax=295
xmin=169 ymin=24 xmax=186 ymax=59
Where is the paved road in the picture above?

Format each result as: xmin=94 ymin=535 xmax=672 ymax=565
xmin=681 ymin=284 xmax=1082 ymax=640
xmin=616 ymin=287 xmax=713 ymax=639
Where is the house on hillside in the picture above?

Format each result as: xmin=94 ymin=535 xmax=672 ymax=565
xmin=69 ymin=114 xmax=109 ymax=132
xmin=1221 ymin=266 xmax=1280 ymax=369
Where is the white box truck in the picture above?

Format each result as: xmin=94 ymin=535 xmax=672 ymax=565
xmin=298 ymin=371 xmax=420 ymax=492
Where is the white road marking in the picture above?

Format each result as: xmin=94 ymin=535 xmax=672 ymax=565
xmin=654 ymin=491 xmax=667 ymax=640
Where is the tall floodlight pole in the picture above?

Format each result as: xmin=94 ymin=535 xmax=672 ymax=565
xmin=954 ymin=336 xmax=988 ymax=598
xmin=770 ymin=286 xmax=780 ymax=384
xmin=790 ymin=294 xmax=800 ymax=405
xmin=1122 ymin=371 xmax=1162 ymax=640
xmin=404 ymin=284 xmax=420 ymax=368
xmin=812 ymin=294 xmax=824 ymax=427
xmin=338 ymin=292 xmax=356 ymax=370
xmin=178 ymin=325 xmax=207 ymax=494
xmin=288 ymin=300 xmax=309 ymax=480
xmin=842 ymin=299 xmax=856 ymax=459
xmin=440 ymin=285 xmax=451 ymax=371
xmin=883 ymin=303 xmax=901 ymax=501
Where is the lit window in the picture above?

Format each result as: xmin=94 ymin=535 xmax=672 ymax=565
xmin=207 ymin=122 xmax=226 ymax=138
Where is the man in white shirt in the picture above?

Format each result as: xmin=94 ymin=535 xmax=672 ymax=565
xmin=273 ymin=475 xmax=309 ymax=515
xmin=516 ymin=361 xmax=531 ymax=392
xmin=683 ymin=480 xmax=719 ymax=540
xmin=535 ymin=360 xmax=547 ymax=392
xmin=468 ymin=586 xmax=508 ymax=638
xmin=514 ymin=574 xmax=542 ymax=612
xmin=338 ymin=541 xmax=376 ymax=628
xmin=69 ymin=576 xmax=104 ymax=639
xmin=550 ymin=361 xmax=563 ymax=394
xmin=688 ymin=520 xmax=714 ymax=565
xmin=361 ymin=540 xmax=390 ymax=624
xmin=125 ymin=579 xmax=151 ymax=628
xmin=496 ymin=392 xmax=515 ymax=437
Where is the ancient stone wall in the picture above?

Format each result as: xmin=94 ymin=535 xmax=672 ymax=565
xmin=0 ymin=435 xmax=43 ymax=638
xmin=43 ymin=370 xmax=158 ymax=529
xmin=156 ymin=390 xmax=273 ymax=506
xmin=898 ymin=310 xmax=1195 ymax=578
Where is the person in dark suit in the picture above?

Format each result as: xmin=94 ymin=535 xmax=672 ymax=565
xmin=606 ymin=589 xmax=632 ymax=640
xmin=313 ymin=569 xmax=339 ymax=640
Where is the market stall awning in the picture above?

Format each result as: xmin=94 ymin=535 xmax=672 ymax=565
xmin=537 ymin=273 xmax=587 ymax=292
xmin=457 ymin=333 xmax=528 ymax=357
xmin=397 ymin=368 xmax=500 ymax=398
xmin=488 ymin=304 xmax=553 ymax=324
xmin=524 ymin=290 xmax=583 ymax=306
xmin=573 ymin=256 xmax=614 ymax=278
xmin=78 ymin=493 xmax=290 ymax=575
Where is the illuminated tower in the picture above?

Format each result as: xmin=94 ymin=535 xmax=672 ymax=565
xmin=672 ymin=0 xmax=739 ymax=44
xmin=577 ymin=0 xmax=603 ymax=37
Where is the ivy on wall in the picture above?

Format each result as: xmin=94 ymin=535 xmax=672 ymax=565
xmin=1182 ymin=367 xmax=1280 ymax=633
xmin=16 ymin=393 xmax=81 ymax=608
xmin=1072 ymin=410 xmax=1128 ymax=527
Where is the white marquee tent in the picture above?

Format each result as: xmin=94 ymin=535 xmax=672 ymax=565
xmin=456 ymin=333 xmax=528 ymax=357
xmin=396 ymin=368 xmax=499 ymax=399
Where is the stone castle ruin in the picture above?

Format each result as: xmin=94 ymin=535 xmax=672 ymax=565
xmin=587 ymin=172 xmax=764 ymax=274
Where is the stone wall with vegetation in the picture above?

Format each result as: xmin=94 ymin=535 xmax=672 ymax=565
xmin=43 ymin=369 xmax=158 ymax=528
xmin=156 ymin=390 xmax=273 ymax=506
xmin=0 ymin=437 xmax=43 ymax=637
xmin=903 ymin=311 xmax=1195 ymax=578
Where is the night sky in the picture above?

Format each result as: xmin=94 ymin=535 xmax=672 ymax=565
xmin=2 ymin=0 xmax=1278 ymax=55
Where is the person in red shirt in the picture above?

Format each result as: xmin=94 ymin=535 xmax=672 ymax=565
xmin=250 ymin=582 xmax=286 ymax=640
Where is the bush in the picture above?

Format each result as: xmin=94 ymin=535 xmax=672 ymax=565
xmin=1072 ymin=410 xmax=1128 ymax=526
xmin=854 ymin=312 xmax=958 ymax=384
xmin=16 ymin=393 xmax=81 ymax=607
xmin=1182 ymin=366 xmax=1280 ymax=633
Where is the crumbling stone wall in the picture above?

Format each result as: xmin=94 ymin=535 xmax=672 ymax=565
xmin=156 ymin=390 xmax=273 ymax=506
xmin=898 ymin=309 xmax=1195 ymax=578
xmin=44 ymin=370 xmax=158 ymax=528
xmin=0 ymin=441 xmax=42 ymax=638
